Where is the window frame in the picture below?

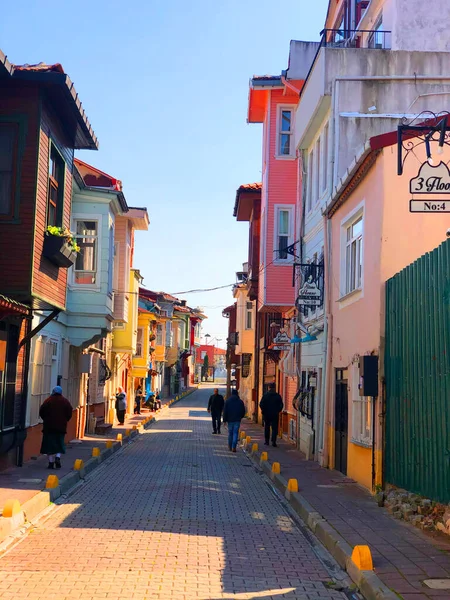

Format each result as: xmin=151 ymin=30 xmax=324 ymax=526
xmin=276 ymin=105 xmax=296 ymax=159
xmin=47 ymin=143 xmax=65 ymax=228
xmin=307 ymin=149 xmax=314 ymax=212
xmin=273 ymin=204 xmax=294 ymax=264
xmin=135 ymin=327 xmax=143 ymax=358
xmin=0 ymin=122 xmax=19 ymax=220
xmin=351 ymin=363 xmax=373 ymax=447
xmin=245 ymin=301 xmax=253 ymax=330
xmin=322 ymin=123 xmax=329 ymax=194
xmin=368 ymin=14 xmax=383 ymax=49
xmin=70 ymin=215 xmax=102 ymax=290
xmin=340 ymin=202 xmax=365 ymax=300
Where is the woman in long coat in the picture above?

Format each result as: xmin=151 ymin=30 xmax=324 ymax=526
xmin=39 ymin=386 xmax=73 ymax=469
xmin=115 ymin=387 xmax=127 ymax=424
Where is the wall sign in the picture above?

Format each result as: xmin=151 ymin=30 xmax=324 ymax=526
xmin=270 ymin=331 xmax=291 ymax=351
xmin=410 ymin=161 xmax=450 ymax=212
xmin=296 ymin=265 xmax=323 ymax=308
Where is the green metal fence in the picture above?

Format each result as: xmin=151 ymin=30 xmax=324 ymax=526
xmin=385 ymin=239 xmax=450 ymax=503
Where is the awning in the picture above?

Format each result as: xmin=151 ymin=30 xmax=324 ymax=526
xmin=0 ymin=294 xmax=30 ymax=316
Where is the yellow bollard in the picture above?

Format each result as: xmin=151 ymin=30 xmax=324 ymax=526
xmin=351 ymin=545 xmax=373 ymax=570
xmin=271 ymin=462 xmax=281 ymax=474
xmin=92 ymin=447 xmax=101 ymax=458
xmin=73 ymin=459 xmax=84 ymax=471
xmin=287 ymin=478 xmax=298 ymax=493
xmin=260 ymin=451 xmax=268 ymax=462
xmin=246 ymin=436 xmax=251 ymax=444
xmin=132 ymin=425 xmax=138 ymax=430
xmin=240 ymin=431 xmax=246 ymax=440
xmin=116 ymin=433 xmax=123 ymax=442
xmin=45 ymin=475 xmax=59 ymax=489
xmin=106 ymin=440 xmax=113 ymax=449
xmin=125 ymin=429 xmax=131 ymax=436
xmin=2 ymin=499 xmax=21 ymax=518
xmin=251 ymin=443 xmax=258 ymax=453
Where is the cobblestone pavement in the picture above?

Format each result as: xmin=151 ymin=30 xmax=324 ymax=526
xmin=0 ymin=386 xmax=348 ymax=600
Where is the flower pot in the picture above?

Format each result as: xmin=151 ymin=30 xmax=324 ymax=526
xmin=43 ymin=235 xmax=77 ymax=268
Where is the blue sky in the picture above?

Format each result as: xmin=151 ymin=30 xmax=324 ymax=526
xmin=1 ymin=0 xmax=328 ymax=346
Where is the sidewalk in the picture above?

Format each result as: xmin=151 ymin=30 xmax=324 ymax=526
xmin=241 ymin=420 xmax=450 ymax=600
xmin=0 ymin=388 xmax=196 ymax=515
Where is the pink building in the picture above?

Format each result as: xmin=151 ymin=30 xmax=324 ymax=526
xmin=247 ymin=75 xmax=303 ymax=437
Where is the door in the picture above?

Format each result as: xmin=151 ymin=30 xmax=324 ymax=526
xmin=334 ymin=369 xmax=348 ymax=475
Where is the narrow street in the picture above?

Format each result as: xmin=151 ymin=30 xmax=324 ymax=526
xmin=0 ymin=386 xmax=348 ymax=600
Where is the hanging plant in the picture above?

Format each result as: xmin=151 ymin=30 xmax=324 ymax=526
xmin=46 ymin=226 xmax=80 ymax=253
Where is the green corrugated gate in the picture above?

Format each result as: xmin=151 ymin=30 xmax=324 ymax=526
xmin=385 ymin=239 xmax=450 ymax=503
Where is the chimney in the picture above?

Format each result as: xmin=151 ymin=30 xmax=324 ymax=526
xmin=180 ymin=300 xmax=187 ymax=307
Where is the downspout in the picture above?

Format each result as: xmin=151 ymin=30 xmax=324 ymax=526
xmin=320 ymin=213 xmax=329 ymax=464
xmin=323 ymin=214 xmax=333 ymax=469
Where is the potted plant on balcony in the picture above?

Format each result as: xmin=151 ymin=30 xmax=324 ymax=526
xmin=149 ymin=334 xmax=156 ymax=342
xmin=43 ymin=226 xmax=80 ymax=268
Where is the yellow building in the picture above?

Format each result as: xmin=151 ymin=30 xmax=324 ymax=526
xmin=132 ymin=299 xmax=158 ymax=394
xmin=111 ymin=268 xmax=142 ymax=416
xmin=233 ymin=277 xmax=256 ymax=415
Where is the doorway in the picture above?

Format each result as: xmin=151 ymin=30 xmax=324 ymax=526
xmin=334 ymin=368 xmax=348 ymax=475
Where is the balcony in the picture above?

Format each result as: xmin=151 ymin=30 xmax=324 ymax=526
xmin=320 ymin=28 xmax=391 ymax=51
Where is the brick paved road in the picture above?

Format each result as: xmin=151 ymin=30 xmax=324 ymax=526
xmin=0 ymin=387 xmax=348 ymax=600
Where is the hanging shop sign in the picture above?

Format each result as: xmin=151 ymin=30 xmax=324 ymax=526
xmin=409 ymin=161 xmax=450 ymax=212
xmin=270 ymin=331 xmax=291 ymax=351
xmin=296 ymin=264 xmax=323 ymax=308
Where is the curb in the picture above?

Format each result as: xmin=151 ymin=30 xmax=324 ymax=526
xmin=246 ymin=449 xmax=397 ymax=600
xmin=0 ymin=390 xmax=197 ymax=546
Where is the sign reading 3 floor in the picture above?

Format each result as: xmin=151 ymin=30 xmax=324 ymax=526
xmin=410 ymin=161 xmax=450 ymax=212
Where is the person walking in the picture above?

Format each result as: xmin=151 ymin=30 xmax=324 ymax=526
xmin=207 ymin=388 xmax=225 ymax=434
xmin=134 ymin=386 xmax=143 ymax=415
xmin=39 ymin=386 xmax=73 ymax=469
xmin=115 ymin=387 xmax=127 ymax=425
xmin=223 ymin=389 xmax=245 ymax=452
xmin=260 ymin=382 xmax=283 ymax=447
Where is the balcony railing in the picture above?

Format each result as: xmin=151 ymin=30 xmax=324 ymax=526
xmin=320 ymin=28 xmax=392 ymax=50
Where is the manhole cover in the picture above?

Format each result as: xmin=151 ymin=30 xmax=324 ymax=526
xmin=424 ymin=580 xmax=450 ymax=590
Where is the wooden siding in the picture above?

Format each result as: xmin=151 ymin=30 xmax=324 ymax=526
xmin=0 ymin=84 xmax=40 ymax=298
xmin=32 ymin=101 xmax=74 ymax=309
xmin=264 ymin=90 xmax=297 ymax=308
xmin=113 ymin=216 xmax=130 ymax=322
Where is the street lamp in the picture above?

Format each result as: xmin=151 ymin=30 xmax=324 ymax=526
xmin=204 ymin=333 xmax=211 ymax=345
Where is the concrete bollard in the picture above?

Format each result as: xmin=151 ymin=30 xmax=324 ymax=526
xmin=260 ymin=451 xmax=268 ymax=463
xmin=125 ymin=429 xmax=131 ymax=436
xmin=106 ymin=441 xmax=113 ymax=449
xmin=240 ymin=431 xmax=246 ymax=440
xmin=246 ymin=436 xmax=251 ymax=444
xmin=271 ymin=462 xmax=280 ymax=474
xmin=116 ymin=433 xmax=123 ymax=442
xmin=287 ymin=478 xmax=298 ymax=492
xmin=92 ymin=447 xmax=101 ymax=458
xmin=45 ymin=475 xmax=59 ymax=489
xmin=251 ymin=443 xmax=258 ymax=454
xmin=2 ymin=499 xmax=21 ymax=518
xmin=73 ymin=459 xmax=84 ymax=471
xmin=351 ymin=545 xmax=373 ymax=570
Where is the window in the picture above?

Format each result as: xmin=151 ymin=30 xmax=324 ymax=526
xmin=315 ymin=138 xmax=321 ymax=203
xmin=368 ymin=15 xmax=383 ymax=49
xmin=307 ymin=149 xmax=314 ymax=212
xmin=245 ymin=301 xmax=253 ymax=330
xmin=351 ymin=364 xmax=372 ymax=445
xmin=201 ymin=351 xmax=207 ymax=360
xmin=0 ymin=123 xmax=17 ymax=216
xmin=47 ymin=146 xmax=64 ymax=227
xmin=275 ymin=206 xmax=293 ymax=261
xmin=322 ymin=124 xmax=329 ymax=194
xmin=345 ymin=214 xmax=363 ymax=294
xmin=29 ymin=336 xmax=58 ymax=426
xmin=107 ymin=225 xmax=114 ymax=295
xmin=135 ymin=328 xmax=143 ymax=357
xmin=74 ymin=220 xmax=98 ymax=285
xmin=278 ymin=108 xmax=293 ymax=156
xmin=156 ymin=324 xmax=163 ymax=346
xmin=165 ymin=321 xmax=173 ymax=346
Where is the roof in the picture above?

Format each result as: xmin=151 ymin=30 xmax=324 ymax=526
xmin=233 ymin=182 xmax=262 ymax=220
xmin=0 ymin=294 xmax=30 ymax=315
xmin=174 ymin=305 xmax=191 ymax=314
xmin=74 ymin=158 xmax=128 ymax=212
xmin=222 ymin=303 xmax=236 ymax=317
xmin=125 ymin=207 xmax=149 ymax=230
xmin=9 ymin=61 xmax=98 ymax=150
xmin=0 ymin=49 xmax=13 ymax=78
xmin=214 ymin=347 xmax=226 ymax=355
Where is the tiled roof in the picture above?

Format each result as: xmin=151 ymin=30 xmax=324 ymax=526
xmin=174 ymin=305 xmax=191 ymax=314
xmin=10 ymin=61 xmax=98 ymax=150
xmin=252 ymin=75 xmax=280 ymax=81
xmin=0 ymin=294 xmax=30 ymax=315
xmin=233 ymin=182 xmax=262 ymax=217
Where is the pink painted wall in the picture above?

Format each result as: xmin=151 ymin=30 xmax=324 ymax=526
xmin=259 ymin=89 xmax=298 ymax=309
xmin=329 ymin=146 xmax=450 ymax=488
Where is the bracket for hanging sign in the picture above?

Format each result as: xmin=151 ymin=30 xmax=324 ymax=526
xmin=397 ymin=111 xmax=450 ymax=176
xmin=295 ymin=263 xmax=324 ymax=308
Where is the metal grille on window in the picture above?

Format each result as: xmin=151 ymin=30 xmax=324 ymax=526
xmin=98 ymin=359 xmax=112 ymax=385
xmin=241 ymin=354 xmax=251 ymax=378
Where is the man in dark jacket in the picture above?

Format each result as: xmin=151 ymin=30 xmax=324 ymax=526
xmin=260 ymin=383 xmax=283 ymax=447
xmin=207 ymin=388 xmax=225 ymax=434
xmin=223 ymin=389 xmax=246 ymax=452
xmin=39 ymin=386 xmax=73 ymax=469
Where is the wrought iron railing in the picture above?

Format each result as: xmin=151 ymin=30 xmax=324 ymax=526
xmin=320 ymin=28 xmax=391 ymax=50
